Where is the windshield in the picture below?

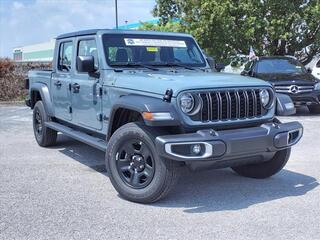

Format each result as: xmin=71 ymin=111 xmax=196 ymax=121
xmin=257 ymin=58 xmax=306 ymax=74
xmin=102 ymin=34 xmax=206 ymax=68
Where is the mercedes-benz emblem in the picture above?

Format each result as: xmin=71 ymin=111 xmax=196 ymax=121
xmin=289 ymin=85 xmax=299 ymax=94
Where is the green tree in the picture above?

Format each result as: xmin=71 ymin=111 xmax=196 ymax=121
xmin=139 ymin=21 xmax=182 ymax=32
xmin=151 ymin=0 xmax=320 ymax=64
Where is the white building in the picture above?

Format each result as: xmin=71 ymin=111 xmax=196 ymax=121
xmin=13 ymin=39 xmax=55 ymax=62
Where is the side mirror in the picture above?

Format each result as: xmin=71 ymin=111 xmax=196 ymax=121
xmin=206 ymin=56 xmax=215 ymax=70
xmin=276 ymin=93 xmax=296 ymax=116
xmin=77 ymin=55 xmax=95 ymax=73
xmin=215 ymin=63 xmax=225 ymax=72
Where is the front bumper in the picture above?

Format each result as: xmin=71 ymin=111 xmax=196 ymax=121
xmin=156 ymin=121 xmax=303 ymax=163
xmin=288 ymin=91 xmax=320 ymax=105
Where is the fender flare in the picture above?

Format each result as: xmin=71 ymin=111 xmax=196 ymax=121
xmin=275 ymin=93 xmax=296 ymax=116
xmin=107 ymin=94 xmax=180 ymax=138
xmin=30 ymin=83 xmax=54 ymax=116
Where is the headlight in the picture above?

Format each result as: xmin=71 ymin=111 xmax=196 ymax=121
xmin=180 ymin=93 xmax=195 ymax=114
xmin=259 ymin=89 xmax=270 ymax=108
xmin=315 ymin=82 xmax=320 ymax=90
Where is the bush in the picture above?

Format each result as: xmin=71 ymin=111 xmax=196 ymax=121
xmin=0 ymin=58 xmax=51 ymax=101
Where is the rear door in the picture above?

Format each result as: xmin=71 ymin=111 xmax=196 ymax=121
xmin=71 ymin=37 xmax=103 ymax=130
xmin=51 ymin=40 xmax=73 ymax=121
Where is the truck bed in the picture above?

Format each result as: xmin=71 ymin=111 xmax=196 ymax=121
xmin=28 ymin=70 xmax=53 ymax=88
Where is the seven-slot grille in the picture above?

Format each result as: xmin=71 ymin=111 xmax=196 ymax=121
xmin=193 ymin=89 xmax=267 ymax=122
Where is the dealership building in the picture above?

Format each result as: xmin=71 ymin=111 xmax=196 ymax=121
xmin=13 ymin=39 xmax=55 ymax=62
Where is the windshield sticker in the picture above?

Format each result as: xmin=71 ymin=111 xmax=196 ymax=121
xmin=124 ymin=38 xmax=187 ymax=48
xmin=146 ymin=47 xmax=158 ymax=52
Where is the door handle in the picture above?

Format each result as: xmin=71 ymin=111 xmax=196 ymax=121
xmin=72 ymin=83 xmax=80 ymax=93
xmin=54 ymin=81 xmax=62 ymax=87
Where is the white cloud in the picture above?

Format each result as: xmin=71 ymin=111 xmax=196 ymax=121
xmin=12 ymin=1 xmax=24 ymax=10
xmin=0 ymin=0 xmax=156 ymax=57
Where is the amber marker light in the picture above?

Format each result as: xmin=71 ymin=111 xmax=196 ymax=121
xmin=142 ymin=112 xmax=173 ymax=121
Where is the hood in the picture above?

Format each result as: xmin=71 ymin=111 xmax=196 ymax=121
xmin=113 ymin=70 xmax=271 ymax=97
xmin=255 ymin=72 xmax=318 ymax=85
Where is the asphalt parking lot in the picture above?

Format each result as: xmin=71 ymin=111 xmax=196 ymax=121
xmin=0 ymin=104 xmax=319 ymax=240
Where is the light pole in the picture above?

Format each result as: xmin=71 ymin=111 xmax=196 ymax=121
xmin=115 ymin=0 xmax=118 ymax=29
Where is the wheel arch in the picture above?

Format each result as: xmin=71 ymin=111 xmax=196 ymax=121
xmin=30 ymin=83 xmax=54 ymax=116
xmin=107 ymin=95 xmax=179 ymax=140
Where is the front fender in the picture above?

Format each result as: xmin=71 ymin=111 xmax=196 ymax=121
xmin=276 ymin=93 xmax=296 ymax=116
xmin=109 ymin=94 xmax=180 ymax=131
xmin=30 ymin=83 xmax=54 ymax=116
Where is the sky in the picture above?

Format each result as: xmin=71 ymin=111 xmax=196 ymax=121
xmin=0 ymin=0 xmax=156 ymax=58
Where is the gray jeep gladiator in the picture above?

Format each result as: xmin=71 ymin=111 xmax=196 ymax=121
xmin=26 ymin=29 xmax=303 ymax=203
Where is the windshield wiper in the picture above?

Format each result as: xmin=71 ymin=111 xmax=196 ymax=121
xmin=110 ymin=62 xmax=159 ymax=71
xmin=153 ymin=62 xmax=198 ymax=71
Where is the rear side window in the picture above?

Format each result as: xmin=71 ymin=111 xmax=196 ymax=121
xmin=78 ymin=39 xmax=99 ymax=69
xmin=58 ymin=41 xmax=73 ymax=72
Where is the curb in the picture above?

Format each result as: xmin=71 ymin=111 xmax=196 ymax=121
xmin=0 ymin=101 xmax=25 ymax=106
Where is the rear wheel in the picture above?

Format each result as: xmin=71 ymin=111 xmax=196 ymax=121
xmin=231 ymin=148 xmax=291 ymax=179
xmin=308 ymin=105 xmax=320 ymax=114
xmin=33 ymin=101 xmax=57 ymax=147
xmin=105 ymin=122 xmax=179 ymax=203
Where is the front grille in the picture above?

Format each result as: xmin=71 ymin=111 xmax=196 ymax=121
xmin=275 ymin=85 xmax=314 ymax=94
xmin=193 ymin=89 xmax=267 ymax=122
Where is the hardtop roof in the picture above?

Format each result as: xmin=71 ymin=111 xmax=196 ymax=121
xmin=56 ymin=29 xmax=192 ymax=40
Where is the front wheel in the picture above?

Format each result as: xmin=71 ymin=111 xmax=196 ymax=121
xmin=231 ymin=148 xmax=291 ymax=179
xmin=105 ymin=123 xmax=179 ymax=203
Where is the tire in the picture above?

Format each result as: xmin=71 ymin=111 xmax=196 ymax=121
xmin=105 ymin=122 xmax=179 ymax=203
xmin=231 ymin=148 xmax=291 ymax=179
xmin=308 ymin=105 xmax=320 ymax=114
xmin=33 ymin=101 xmax=57 ymax=147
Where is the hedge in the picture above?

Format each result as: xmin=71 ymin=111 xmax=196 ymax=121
xmin=0 ymin=58 xmax=51 ymax=101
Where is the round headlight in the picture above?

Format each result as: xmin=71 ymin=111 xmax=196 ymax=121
xmin=180 ymin=93 xmax=195 ymax=114
xmin=259 ymin=89 xmax=270 ymax=108
xmin=315 ymin=82 xmax=320 ymax=90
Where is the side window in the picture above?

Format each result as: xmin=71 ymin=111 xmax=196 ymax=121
xmin=316 ymin=60 xmax=320 ymax=68
xmin=78 ymin=39 xmax=99 ymax=69
xmin=58 ymin=41 xmax=73 ymax=72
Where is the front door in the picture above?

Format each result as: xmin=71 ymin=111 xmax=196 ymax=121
xmin=71 ymin=38 xmax=102 ymax=130
xmin=52 ymin=40 xmax=73 ymax=121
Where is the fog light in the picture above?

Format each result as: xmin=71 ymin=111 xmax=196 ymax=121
xmin=191 ymin=144 xmax=201 ymax=154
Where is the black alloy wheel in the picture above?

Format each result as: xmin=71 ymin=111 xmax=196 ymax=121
xmin=115 ymin=139 xmax=155 ymax=189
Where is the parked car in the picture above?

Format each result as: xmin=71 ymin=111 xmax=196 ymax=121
xmin=241 ymin=56 xmax=320 ymax=113
xmin=25 ymin=30 xmax=302 ymax=203
xmin=224 ymin=54 xmax=248 ymax=74
xmin=305 ymin=56 xmax=320 ymax=80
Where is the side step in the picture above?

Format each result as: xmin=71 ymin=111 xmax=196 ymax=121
xmin=45 ymin=122 xmax=107 ymax=151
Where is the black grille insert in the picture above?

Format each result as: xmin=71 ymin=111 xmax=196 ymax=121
xmin=195 ymin=89 xmax=267 ymax=122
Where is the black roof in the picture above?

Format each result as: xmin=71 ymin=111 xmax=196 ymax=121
xmin=259 ymin=56 xmax=296 ymax=60
xmin=56 ymin=29 xmax=191 ymax=40
xmin=56 ymin=29 xmax=103 ymax=39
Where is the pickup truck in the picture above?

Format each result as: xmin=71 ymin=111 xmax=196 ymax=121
xmin=26 ymin=29 xmax=303 ymax=203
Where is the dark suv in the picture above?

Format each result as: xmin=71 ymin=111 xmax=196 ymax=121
xmin=241 ymin=56 xmax=320 ymax=113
